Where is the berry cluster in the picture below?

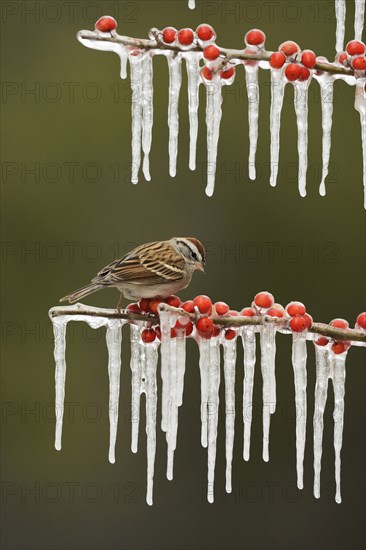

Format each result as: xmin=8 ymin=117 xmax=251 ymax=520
xmin=270 ymin=40 xmax=316 ymax=82
xmin=315 ymin=313 xmax=366 ymax=354
xmin=338 ymin=40 xmax=366 ymax=73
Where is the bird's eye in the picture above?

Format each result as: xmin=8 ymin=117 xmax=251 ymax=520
xmin=192 ymin=252 xmax=198 ymax=260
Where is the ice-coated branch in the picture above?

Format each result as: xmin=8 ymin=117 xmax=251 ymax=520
xmin=49 ymin=303 xmax=366 ymax=344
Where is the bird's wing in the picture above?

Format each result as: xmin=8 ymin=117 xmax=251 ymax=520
xmin=92 ymin=241 xmax=185 ymax=286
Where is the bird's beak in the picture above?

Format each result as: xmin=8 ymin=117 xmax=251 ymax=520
xmin=196 ymin=262 xmax=205 ymax=272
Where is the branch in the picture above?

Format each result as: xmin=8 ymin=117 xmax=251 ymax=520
xmin=49 ymin=303 xmax=366 ymax=345
xmin=76 ymin=28 xmax=355 ymax=78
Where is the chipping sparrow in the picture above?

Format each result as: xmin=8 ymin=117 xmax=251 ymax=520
xmin=60 ymin=237 xmax=206 ymax=309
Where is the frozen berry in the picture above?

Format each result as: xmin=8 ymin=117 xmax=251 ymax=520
xmin=356 ymin=312 xmax=366 ymax=329
xmin=220 ymin=66 xmax=235 ymax=79
xmin=196 ymin=317 xmax=214 ymax=338
xmin=315 ymin=336 xmax=329 ymax=346
xmin=279 ymin=41 xmax=300 ymax=56
xmin=95 ymin=16 xmax=117 ymax=32
xmin=214 ymin=301 xmax=230 ymax=315
xmin=245 ymin=29 xmax=266 ymax=46
xmin=127 ymin=302 xmax=141 ymax=313
xmin=352 ymin=56 xmax=366 ymax=71
xmin=141 ymin=328 xmax=156 ymax=343
xmin=254 ymin=291 xmax=274 ymax=309
xmin=301 ymin=50 xmax=316 ymax=68
xmin=196 ymin=24 xmax=215 ymax=42
xmin=330 ymin=318 xmax=349 ymax=329
xmin=149 ymin=299 xmax=162 ymax=315
xmin=213 ymin=326 xmax=221 ymax=337
xmin=225 ymin=329 xmax=236 ymax=340
xmin=290 ymin=314 xmax=312 ymax=332
xmin=175 ymin=318 xmax=193 ymax=336
xmin=346 ymin=40 xmax=366 ymax=56
xmin=193 ymin=295 xmax=212 ymax=314
xmin=229 ymin=310 xmax=239 ymax=316
xmin=162 ymin=27 xmax=177 ymax=44
xmin=266 ymin=306 xmax=284 ymax=318
xmin=201 ymin=67 xmax=213 ymax=80
xmin=331 ymin=341 xmax=350 ymax=354
xmin=177 ymin=28 xmax=194 ymax=46
xmin=269 ymin=51 xmax=286 ymax=69
xmin=299 ymin=67 xmax=311 ymax=81
xmin=240 ymin=307 xmax=256 ymax=316
xmin=182 ymin=300 xmax=194 ymax=313
xmin=204 ymin=45 xmax=220 ymax=60
xmin=338 ymin=52 xmax=348 ymax=65
xmin=285 ymin=63 xmax=301 ymax=81
xmin=286 ymin=301 xmax=306 ymax=316
xmin=166 ymin=295 xmax=181 ymax=308
xmin=138 ymin=298 xmax=150 ymax=313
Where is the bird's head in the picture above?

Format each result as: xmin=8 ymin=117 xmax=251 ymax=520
xmin=172 ymin=237 xmax=206 ymax=273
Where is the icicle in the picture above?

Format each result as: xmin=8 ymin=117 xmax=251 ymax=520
xmin=244 ymin=64 xmax=260 ymax=180
xmin=130 ymin=323 xmax=143 ymax=453
xmin=144 ymin=341 xmax=159 ymax=505
xmin=207 ymin=337 xmax=221 ymax=503
xmin=52 ymin=318 xmax=68 ymax=451
xmin=141 ymin=54 xmax=154 ymax=181
xmin=198 ymin=337 xmax=210 ymax=448
xmin=185 ymin=53 xmax=200 ymax=170
xmin=176 ymin=328 xmax=187 ymax=407
xmin=76 ymin=34 xmax=128 ymax=79
xmin=354 ymin=0 xmax=365 ymax=41
xmin=242 ymin=327 xmax=257 ymax=461
xmin=205 ymin=77 xmax=223 ymax=197
xmin=354 ymin=79 xmax=366 ymax=209
xmin=335 ymin=0 xmax=346 ymax=52
xmin=269 ymin=67 xmax=286 ymax=187
xmin=291 ymin=332 xmax=307 ymax=489
xmin=293 ymin=78 xmax=311 ymax=197
xmin=260 ymin=324 xmax=277 ymax=462
xmin=313 ymin=345 xmax=330 ymax=499
xmin=332 ymin=351 xmax=347 ymax=504
xmin=106 ymin=320 xmax=123 ymax=464
xmin=129 ymin=54 xmax=143 ymax=184
xmin=188 ymin=0 xmax=196 ymax=8
xmin=314 ymin=72 xmax=334 ymax=196
xmin=167 ymin=53 xmax=183 ymax=177
xmin=223 ymin=338 xmax=237 ymax=493
xmin=166 ymin=336 xmax=178 ymax=480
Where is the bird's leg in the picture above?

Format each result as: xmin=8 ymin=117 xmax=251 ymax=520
xmin=116 ymin=292 xmax=124 ymax=313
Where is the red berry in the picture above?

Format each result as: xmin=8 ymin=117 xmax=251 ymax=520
xmin=155 ymin=326 xmax=162 ymax=340
xmin=182 ymin=300 xmax=194 ymax=313
xmin=166 ymin=295 xmax=181 ymax=308
xmin=303 ymin=313 xmax=313 ymax=329
xmin=193 ymin=295 xmax=212 ymax=314
xmin=285 ymin=63 xmax=302 ymax=81
xmin=213 ymin=326 xmax=221 ymax=337
xmin=290 ymin=314 xmax=312 ymax=332
xmin=196 ymin=24 xmax=215 ymax=42
xmin=170 ymin=328 xmax=177 ymax=338
xmin=177 ymin=28 xmax=194 ymax=46
xmin=196 ymin=317 xmax=214 ymax=338
xmin=301 ymin=50 xmax=316 ymax=68
xmin=346 ymin=40 xmax=366 ymax=56
xmin=331 ymin=341 xmax=350 ymax=354
xmin=220 ymin=67 xmax=235 ymax=79
xmin=352 ymin=56 xmax=366 ymax=71
xmin=149 ymin=299 xmax=162 ymax=315
xmin=138 ymin=298 xmax=150 ymax=313
xmin=185 ymin=320 xmax=194 ymax=336
xmin=141 ymin=328 xmax=156 ymax=343
xmin=174 ymin=318 xmax=193 ymax=336
xmin=240 ymin=307 xmax=256 ymax=317
xmin=286 ymin=301 xmax=306 ymax=316
xmin=254 ymin=291 xmax=274 ymax=309
xmin=204 ymin=45 xmax=220 ymax=61
xmin=315 ymin=336 xmax=329 ymax=346
xmin=299 ymin=67 xmax=311 ymax=81
xmin=162 ymin=27 xmax=177 ymax=44
xmin=229 ymin=310 xmax=239 ymax=316
xmin=356 ymin=312 xmax=366 ymax=329
xmin=279 ymin=41 xmax=300 ymax=57
xmin=127 ymin=302 xmax=141 ymax=313
xmin=338 ymin=52 xmax=348 ymax=65
xmin=95 ymin=16 xmax=117 ymax=32
xmin=225 ymin=329 xmax=236 ymax=340
xmin=269 ymin=51 xmax=286 ymax=69
xmin=201 ymin=67 xmax=213 ymax=81
xmin=266 ymin=306 xmax=284 ymax=318
xmin=330 ymin=318 xmax=349 ymax=329
xmin=214 ymin=301 xmax=230 ymax=315
xmin=245 ymin=29 xmax=266 ymax=46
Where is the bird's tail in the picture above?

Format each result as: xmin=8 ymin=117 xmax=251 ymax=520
xmin=60 ymin=283 xmax=102 ymax=304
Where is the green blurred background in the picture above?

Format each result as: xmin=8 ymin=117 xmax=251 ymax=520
xmin=1 ymin=0 xmax=365 ymax=548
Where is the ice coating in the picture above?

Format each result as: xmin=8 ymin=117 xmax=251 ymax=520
xmin=332 ymin=352 xmax=347 ymax=504
xmin=106 ymin=321 xmax=123 ymax=464
xmin=260 ymin=324 xmax=277 ymax=462
xmin=144 ymin=341 xmax=159 ymax=505
xmin=242 ymin=327 xmax=257 ymax=461
xmin=335 ymin=0 xmax=346 ymax=52
xmin=269 ymin=67 xmax=286 ymax=187
xmin=293 ymin=78 xmax=311 ymax=197
xmin=354 ymin=79 xmax=366 ymax=209
xmin=313 ymin=345 xmax=330 ymax=499
xmin=167 ymin=53 xmax=183 ymax=177
xmin=207 ymin=337 xmax=221 ymax=503
xmin=129 ymin=55 xmax=143 ymax=184
xmin=176 ymin=327 xmax=187 ymax=407
xmin=291 ymin=332 xmax=308 ymax=489
xmin=130 ymin=324 xmax=143 ymax=452
xmin=244 ymin=64 xmax=260 ymax=180
xmin=205 ymin=78 xmax=223 ymax=197
xmin=354 ymin=0 xmax=365 ymax=41
xmin=52 ymin=318 xmax=68 ymax=451
xmin=141 ymin=54 xmax=154 ymax=181
xmin=185 ymin=53 xmax=201 ymax=170
xmin=188 ymin=0 xmax=196 ymax=8
xmin=314 ymin=72 xmax=335 ymax=196
xmin=198 ymin=337 xmax=210 ymax=448
xmin=223 ymin=338 xmax=237 ymax=493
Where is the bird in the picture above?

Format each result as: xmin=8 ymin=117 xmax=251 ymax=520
xmin=60 ymin=237 xmax=206 ymax=310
